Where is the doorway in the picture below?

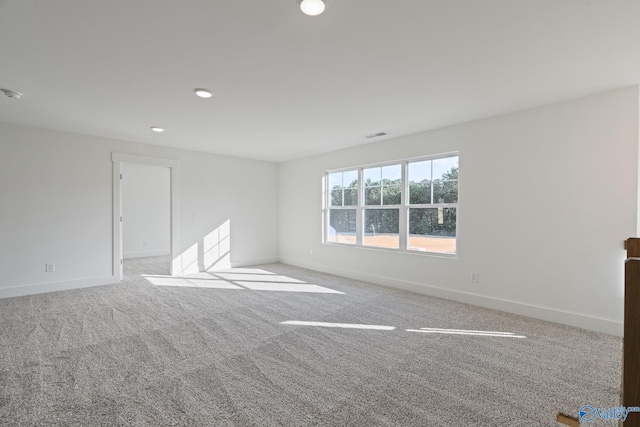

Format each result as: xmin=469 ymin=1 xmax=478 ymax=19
xmin=112 ymin=153 xmax=178 ymax=281
xmin=122 ymin=163 xmax=170 ymax=276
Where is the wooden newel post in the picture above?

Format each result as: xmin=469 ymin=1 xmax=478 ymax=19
xmin=624 ymin=238 xmax=640 ymax=426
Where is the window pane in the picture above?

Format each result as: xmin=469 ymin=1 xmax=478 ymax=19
xmin=330 ymin=189 xmax=343 ymax=207
xmin=329 ymin=170 xmax=358 ymax=207
xmin=328 ymin=209 xmax=357 ymax=244
xmin=432 ymin=156 xmax=458 ymax=180
xmin=343 ymin=170 xmax=358 ymax=188
xmin=409 ymin=182 xmax=431 ymax=204
xmin=408 ymin=208 xmax=456 ymax=254
xmin=364 ymin=209 xmax=399 ymax=249
xmin=381 ymin=164 xmax=401 ymax=185
xmin=408 ymin=160 xmax=431 ymax=183
xmin=409 ymin=160 xmax=431 ymax=205
xmin=432 ymin=180 xmax=458 ymax=204
xmin=365 ymin=187 xmax=381 ymax=205
xmin=329 ymin=172 xmax=343 ymax=190
xmin=363 ymin=167 xmax=381 ymax=187
xmin=343 ymin=188 xmax=358 ymax=206
xmin=382 ymin=185 xmax=401 ymax=205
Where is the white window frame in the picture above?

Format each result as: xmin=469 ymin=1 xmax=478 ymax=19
xmin=324 ymin=152 xmax=459 ymax=257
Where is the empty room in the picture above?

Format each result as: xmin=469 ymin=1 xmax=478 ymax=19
xmin=1 ymin=1 xmax=639 ymax=426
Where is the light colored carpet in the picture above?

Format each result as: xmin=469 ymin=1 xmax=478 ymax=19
xmin=0 ymin=256 xmax=621 ymax=426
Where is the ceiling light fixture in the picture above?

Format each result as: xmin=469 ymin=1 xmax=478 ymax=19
xmin=194 ymin=88 xmax=213 ymax=98
xmin=1 ymin=89 xmax=22 ymax=99
xmin=150 ymin=126 xmax=165 ymax=132
xmin=298 ymin=0 xmax=326 ymax=16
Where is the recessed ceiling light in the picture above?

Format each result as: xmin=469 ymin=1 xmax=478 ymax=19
xmin=150 ymin=126 xmax=165 ymax=132
xmin=194 ymin=88 xmax=213 ymax=98
xmin=298 ymin=0 xmax=326 ymax=16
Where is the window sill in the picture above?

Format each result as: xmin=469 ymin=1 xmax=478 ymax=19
xmin=323 ymin=241 xmax=458 ymax=259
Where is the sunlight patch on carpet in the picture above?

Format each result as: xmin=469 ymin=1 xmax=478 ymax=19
xmin=237 ymin=282 xmax=343 ymax=294
xmin=281 ymin=321 xmax=395 ymax=330
xmin=142 ymin=273 xmax=344 ymax=294
xmin=407 ymin=327 xmax=526 ymax=338
xmin=142 ymin=275 xmax=243 ymax=289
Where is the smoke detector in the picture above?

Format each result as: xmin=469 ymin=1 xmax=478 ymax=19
xmin=1 ymin=89 xmax=22 ymax=99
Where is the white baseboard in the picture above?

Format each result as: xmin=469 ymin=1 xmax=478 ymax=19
xmin=279 ymin=257 xmax=623 ymax=337
xmin=0 ymin=275 xmax=119 ymax=299
xmin=124 ymin=250 xmax=170 ymax=259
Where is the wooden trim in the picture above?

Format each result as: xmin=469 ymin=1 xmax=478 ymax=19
xmin=625 ymin=238 xmax=640 ymax=258
xmin=624 ymin=254 xmax=640 ymax=426
xmin=556 ymin=413 xmax=579 ymax=427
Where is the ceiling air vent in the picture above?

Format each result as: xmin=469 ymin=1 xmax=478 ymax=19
xmin=1 ymin=89 xmax=22 ymax=99
xmin=364 ymin=132 xmax=388 ymax=139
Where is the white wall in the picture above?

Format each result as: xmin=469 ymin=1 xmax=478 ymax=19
xmin=1 ymin=87 xmax=636 ymax=335
xmin=279 ymin=87 xmax=640 ymax=336
xmin=0 ymin=123 xmax=279 ymax=297
xmin=122 ymin=163 xmax=170 ymax=259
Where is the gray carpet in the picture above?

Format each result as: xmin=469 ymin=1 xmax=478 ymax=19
xmin=0 ymin=256 xmax=621 ymax=426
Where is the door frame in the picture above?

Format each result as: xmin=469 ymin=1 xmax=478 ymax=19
xmin=112 ymin=153 xmax=179 ymax=281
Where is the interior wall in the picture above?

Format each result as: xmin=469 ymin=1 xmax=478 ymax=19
xmin=278 ymin=87 xmax=640 ymax=336
xmin=122 ymin=163 xmax=170 ymax=259
xmin=0 ymin=123 xmax=279 ymax=297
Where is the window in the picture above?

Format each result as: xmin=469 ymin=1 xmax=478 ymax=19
xmin=327 ymin=170 xmax=358 ymax=244
xmin=363 ymin=164 xmax=401 ymax=249
xmin=325 ymin=153 xmax=458 ymax=255
xmin=407 ymin=156 xmax=458 ymax=254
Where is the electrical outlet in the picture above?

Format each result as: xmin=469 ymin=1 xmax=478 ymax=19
xmin=310 ymin=248 xmax=313 ymax=256
xmin=143 ymin=240 xmax=148 ymax=246
xmin=192 ymin=211 xmax=197 ymax=219
xmin=471 ymin=272 xmax=479 ymax=283
xmin=45 ymin=263 xmax=55 ymax=273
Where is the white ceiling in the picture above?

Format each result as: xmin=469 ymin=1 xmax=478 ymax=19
xmin=0 ymin=0 xmax=639 ymax=162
